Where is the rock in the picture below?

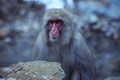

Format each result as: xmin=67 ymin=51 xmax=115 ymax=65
xmin=78 ymin=1 xmax=104 ymax=13
xmin=2 ymin=68 xmax=12 ymax=73
xmin=7 ymin=78 xmax=16 ymax=80
xmin=105 ymin=76 xmax=120 ymax=80
xmin=82 ymin=13 xmax=98 ymax=23
xmin=0 ymin=0 xmax=45 ymax=67
xmin=77 ymin=0 xmax=120 ymax=20
xmin=7 ymin=61 xmax=65 ymax=80
xmin=0 ymin=78 xmax=5 ymax=80
xmin=103 ymin=6 xmax=120 ymax=20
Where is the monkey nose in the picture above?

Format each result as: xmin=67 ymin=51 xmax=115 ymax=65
xmin=51 ymin=29 xmax=58 ymax=35
xmin=51 ymin=28 xmax=55 ymax=32
xmin=51 ymin=27 xmax=56 ymax=31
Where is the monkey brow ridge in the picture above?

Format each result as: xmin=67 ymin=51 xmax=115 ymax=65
xmin=46 ymin=9 xmax=68 ymax=16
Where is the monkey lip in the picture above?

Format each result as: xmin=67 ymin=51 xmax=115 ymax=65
xmin=51 ymin=36 xmax=57 ymax=39
xmin=50 ymin=36 xmax=58 ymax=42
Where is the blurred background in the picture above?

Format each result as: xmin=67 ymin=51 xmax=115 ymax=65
xmin=0 ymin=0 xmax=120 ymax=77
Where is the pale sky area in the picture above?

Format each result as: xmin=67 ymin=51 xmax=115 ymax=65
xmin=24 ymin=0 xmax=74 ymax=9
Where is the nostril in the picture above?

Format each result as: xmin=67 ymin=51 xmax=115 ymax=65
xmin=51 ymin=27 xmax=56 ymax=32
xmin=51 ymin=30 xmax=56 ymax=33
xmin=52 ymin=29 xmax=55 ymax=31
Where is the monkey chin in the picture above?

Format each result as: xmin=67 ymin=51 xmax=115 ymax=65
xmin=49 ymin=33 xmax=60 ymax=43
xmin=49 ymin=36 xmax=59 ymax=43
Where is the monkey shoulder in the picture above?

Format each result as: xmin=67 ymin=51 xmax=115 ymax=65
xmin=72 ymin=31 xmax=95 ymax=62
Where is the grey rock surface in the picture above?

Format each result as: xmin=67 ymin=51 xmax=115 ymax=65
xmin=105 ymin=76 xmax=120 ymax=80
xmin=0 ymin=61 xmax=65 ymax=80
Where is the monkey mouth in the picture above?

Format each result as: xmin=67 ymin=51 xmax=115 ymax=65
xmin=50 ymin=36 xmax=58 ymax=41
xmin=49 ymin=35 xmax=59 ymax=42
xmin=49 ymin=33 xmax=59 ymax=42
xmin=52 ymin=36 xmax=57 ymax=39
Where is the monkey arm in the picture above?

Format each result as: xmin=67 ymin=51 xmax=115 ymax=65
xmin=72 ymin=31 xmax=97 ymax=80
xmin=32 ymin=30 xmax=48 ymax=61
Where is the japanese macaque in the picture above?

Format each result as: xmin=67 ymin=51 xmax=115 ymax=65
xmin=32 ymin=9 xmax=98 ymax=80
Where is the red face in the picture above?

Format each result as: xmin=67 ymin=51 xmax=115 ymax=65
xmin=48 ymin=19 xmax=63 ymax=42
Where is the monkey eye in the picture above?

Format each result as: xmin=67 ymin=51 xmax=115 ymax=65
xmin=56 ymin=19 xmax=63 ymax=24
xmin=48 ymin=19 xmax=63 ymax=28
xmin=48 ymin=20 xmax=54 ymax=27
xmin=48 ymin=20 xmax=54 ymax=24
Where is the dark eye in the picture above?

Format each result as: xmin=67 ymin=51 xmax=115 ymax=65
xmin=48 ymin=20 xmax=54 ymax=24
xmin=56 ymin=19 xmax=63 ymax=24
xmin=48 ymin=20 xmax=54 ymax=27
xmin=55 ymin=19 xmax=63 ymax=25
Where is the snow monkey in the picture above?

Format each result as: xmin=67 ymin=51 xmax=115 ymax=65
xmin=32 ymin=8 xmax=98 ymax=80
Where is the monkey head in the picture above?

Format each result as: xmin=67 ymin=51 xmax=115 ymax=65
xmin=43 ymin=9 xmax=73 ymax=44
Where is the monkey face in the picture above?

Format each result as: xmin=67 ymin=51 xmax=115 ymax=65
xmin=47 ymin=19 xmax=63 ymax=42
